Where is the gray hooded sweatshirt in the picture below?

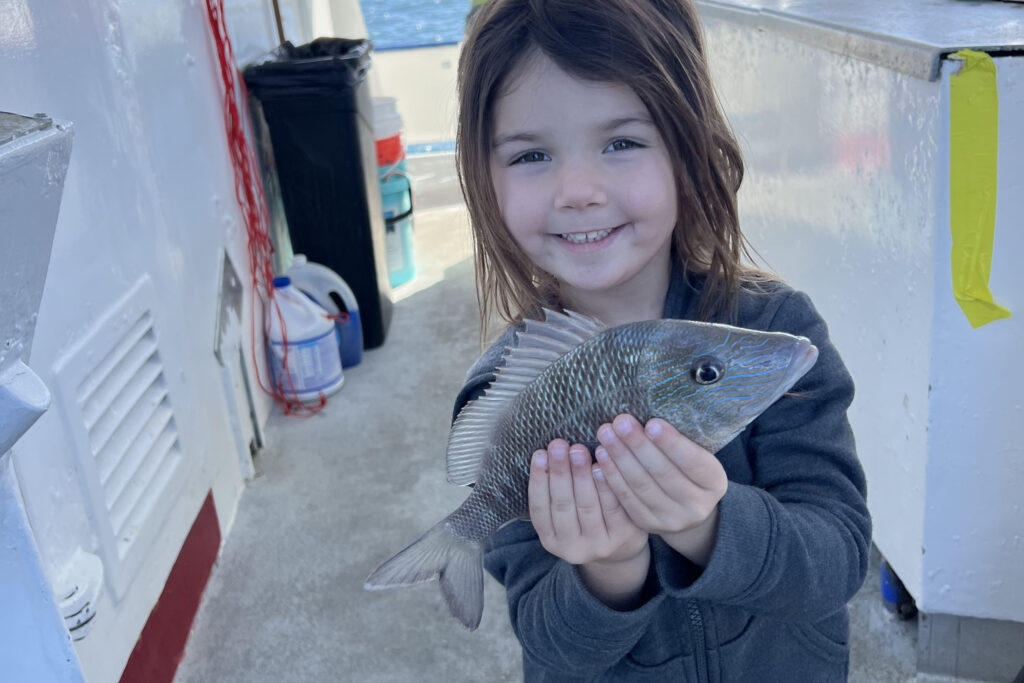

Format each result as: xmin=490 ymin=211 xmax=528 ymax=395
xmin=452 ymin=266 xmax=871 ymax=682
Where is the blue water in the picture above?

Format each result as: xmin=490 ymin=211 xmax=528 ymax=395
xmin=360 ymin=0 xmax=469 ymax=49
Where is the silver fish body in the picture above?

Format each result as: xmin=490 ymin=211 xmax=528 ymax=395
xmin=365 ymin=310 xmax=818 ymax=629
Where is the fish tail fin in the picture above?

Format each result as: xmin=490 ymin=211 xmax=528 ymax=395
xmin=364 ymin=520 xmax=485 ymax=630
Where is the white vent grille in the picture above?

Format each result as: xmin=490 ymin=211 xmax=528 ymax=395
xmin=76 ymin=312 xmax=182 ymax=557
xmin=53 ymin=275 xmax=188 ymax=600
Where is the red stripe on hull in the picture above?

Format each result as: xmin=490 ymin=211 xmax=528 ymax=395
xmin=120 ymin=491 xmax=220 ymax=683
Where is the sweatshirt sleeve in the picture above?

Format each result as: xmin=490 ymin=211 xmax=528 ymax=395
xmin=652 ymin=290 xmax=871 ymax=620
xmin=484 ymin=522 xmax=665 ymax=675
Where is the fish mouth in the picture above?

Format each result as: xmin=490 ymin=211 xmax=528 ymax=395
xmin=786 ymin=338 xmax=819 ymax=387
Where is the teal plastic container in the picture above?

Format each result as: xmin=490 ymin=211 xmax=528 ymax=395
xmin=379 ymin=168 xmax=415 ymax=288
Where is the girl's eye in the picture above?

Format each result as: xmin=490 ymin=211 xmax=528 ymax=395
xmin=511 ymin=150 xmax=550 ymax=165
xmin=605 ymin=138 xmax=641 ymax=153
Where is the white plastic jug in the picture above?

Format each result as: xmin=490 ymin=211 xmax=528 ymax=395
xmin=286 ymin=255 xmax=363 ymax=368
xmin=266 ymin=276 xmax=344 ymax=402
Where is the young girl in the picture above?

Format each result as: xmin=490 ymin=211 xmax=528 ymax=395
xmin=451 ymin=0 xmax=870 ymax=680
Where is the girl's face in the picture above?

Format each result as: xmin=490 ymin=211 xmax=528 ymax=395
xmin=489 ymin=52 xmax=678 ymax=321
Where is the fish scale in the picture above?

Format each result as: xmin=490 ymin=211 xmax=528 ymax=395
xmin=447 ymin=333 xmax=649 ymax=543
xmin=365 ymin=309 xmax=818 ymax=630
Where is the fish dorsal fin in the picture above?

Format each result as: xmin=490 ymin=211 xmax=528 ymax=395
xmin=446 ymin=309 xmax=606 ymax=485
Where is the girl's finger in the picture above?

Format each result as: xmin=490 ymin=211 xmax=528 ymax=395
xmin=611 ymin=415 xmax=674 ymax=479
xmin=546 ymin=440 xmax=581 ymax=538
xmin=592 ymin=464 xmax=632 ymax=529
xmin=610 ymin=415 xmax=704 ymax=505
xmin=569 ymin=445 xmax=604 ymax=538
xmin=527 ymin=450 xmax=555 ymax=543
xmin=599 ymin=419 xmax=673 ymax=506
xmin=645 ymin=419 xmax=727 ymax=493
xmin=594 ymin=444 xmax=651 ymax=525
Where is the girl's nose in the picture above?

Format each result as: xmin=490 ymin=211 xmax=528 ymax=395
xmin=554 ymin=161 xmax=607 ymax=210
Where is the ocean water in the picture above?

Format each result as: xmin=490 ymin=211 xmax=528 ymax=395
xmin=360 ymin=0 xmax=469 ymax=49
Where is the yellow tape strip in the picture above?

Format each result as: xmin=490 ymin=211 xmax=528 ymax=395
xmin=950 ymin=49 xmax=1011 ymax=328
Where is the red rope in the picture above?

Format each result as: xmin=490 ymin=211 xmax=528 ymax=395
xmin=204 ymin=0 xmax=326 ymax=416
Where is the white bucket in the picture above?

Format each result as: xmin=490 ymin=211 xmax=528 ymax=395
xmin=372 ymin=96 xmax=403 ymax=140
xmin=266 ymin=276 xmax=344 ymax=402
xmin=372 ymin=96 xmax=404 ymax=167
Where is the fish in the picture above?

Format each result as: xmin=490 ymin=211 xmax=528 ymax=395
xmin=364 ymin=308 xmax=818 ymax=629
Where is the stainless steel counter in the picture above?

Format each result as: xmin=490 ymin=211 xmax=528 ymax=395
xmin=699 ymin=0 xmax=1024 ymax=79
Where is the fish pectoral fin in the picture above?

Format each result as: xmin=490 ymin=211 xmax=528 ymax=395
xmin=446 ymin=309 xmax=605 ymax=486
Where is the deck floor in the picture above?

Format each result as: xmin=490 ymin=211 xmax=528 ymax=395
xmin=174 ymin=177 xmax=927 ymax=682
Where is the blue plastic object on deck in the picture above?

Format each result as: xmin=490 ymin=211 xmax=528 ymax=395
xmin=379 ymin=170 xmax=415 ymax=288
xmin=880 ymin=559 xmax=918 ymax=620
xmin=286 ymin=255 xmax=364 ymax=369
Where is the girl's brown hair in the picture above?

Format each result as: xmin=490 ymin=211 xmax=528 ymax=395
xmin=457 ymin=0 xmax=757 ymax=334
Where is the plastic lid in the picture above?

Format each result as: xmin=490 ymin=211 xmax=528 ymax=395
xmin=292 ymin=254 xmax=308 ymax=266
xmin=273 ymin=276 xmax=291 ymax=288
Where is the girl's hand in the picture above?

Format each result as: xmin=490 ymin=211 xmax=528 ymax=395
xmin=529 ymin=439 xmax=648 ymax=566
xmin=529 ymin=439 xmax=651 ymax=609
xmin=594 ymin=415 xmax=728 ymax=566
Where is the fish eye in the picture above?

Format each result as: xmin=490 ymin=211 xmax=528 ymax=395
xmin=692 ymin=356 xmax=724 ymax=385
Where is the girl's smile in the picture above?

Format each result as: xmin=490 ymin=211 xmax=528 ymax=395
xmin=556 ymin=223 xmax=624 ymax=248
xmin=559 ymin=225 xmax=618 ymax=243
xmin=489 ymin=52 xmax=677 ymax=325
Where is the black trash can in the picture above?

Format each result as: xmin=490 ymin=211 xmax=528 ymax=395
xmin=243 ymin=38 xmax=392 ymax=349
